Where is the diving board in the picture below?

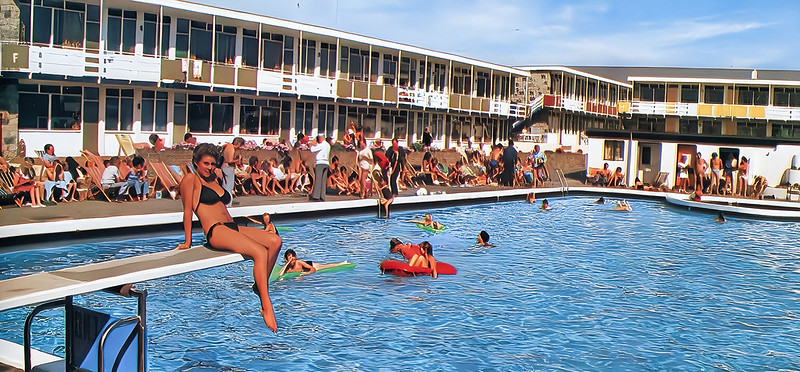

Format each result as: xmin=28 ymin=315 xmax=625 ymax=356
xmin=0 ymin=246 xmax=244 ymax=311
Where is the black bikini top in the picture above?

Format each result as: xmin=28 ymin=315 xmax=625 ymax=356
xmin=198 ymin=184 xmax=231 ymax=207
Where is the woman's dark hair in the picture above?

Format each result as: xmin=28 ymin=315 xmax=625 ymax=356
xmin=283 ymin=248 xmax=296 ymax=261
xmin=132 ymin=156 xmax=145 ymax=168
xmin=420 ymin=241 xmax=433 ymax=256
xmin=184 ymin=132 xmax=193 ymax=141
xmin=389 ymin=238 xmax=403 ymax=251
xmin=479 ymin=231 xmax=490 ymax=242
xmin=192 ymin=143 xmax=221 ymax=167
xmin=249 ymin=156 xmax=259 ymax=167
xmin=65 ymin=156 xmax=81 ymax=181
xmin=148 ymin=133 xmax=160 ymax=145
xmin=423 ymin=152 xmax=432 ymax=161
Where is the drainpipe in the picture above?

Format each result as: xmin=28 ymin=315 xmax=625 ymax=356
xmin=626 ymin=131 xmax=634 ymax=186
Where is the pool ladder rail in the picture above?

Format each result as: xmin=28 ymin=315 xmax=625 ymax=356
xmin=22 ymin=285 xmax=147 ymax=372
xmin=554 ymin=169 xmax=569 ymax=196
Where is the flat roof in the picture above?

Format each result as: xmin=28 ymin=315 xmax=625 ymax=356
xmin=131 ymin=0 xmax=529 ymax=76
xmin=568 ymin=66 xmax=800 ymax=85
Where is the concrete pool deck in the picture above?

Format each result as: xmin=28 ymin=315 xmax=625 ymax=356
xmin=2 ymin=182 xmax=799 ymax=244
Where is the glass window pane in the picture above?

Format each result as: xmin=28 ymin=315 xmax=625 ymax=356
xmin=120 ymin=97 xmax=133 ymax=131
xmin=242 ymin=36 xmax=258 ymax=67
xmin=55 ymin=9 xmax=83 ymax=48
xmin=190 ymin=27 xmax=211 ymax=60
xmin=155 ymin=98 xmax=167 ymax=131
xmin=19 ymin=93 xmax=50 ymax=129
xmin=240 ymin=106 xmax=259 ymax=134
xmin=105 ymin=96 xmax=119 ymax=130
xmin=33 ymin=6 xmax=52 ymax=45
xmin=211 ymin=104 xmax=234 ymax=133
xmin=50 ymin=95 xmax=81 ymax=129
xmin=86 ymin=21 xmax=99 ymax=49
xmin=143 ymin=18 xmax=157 ymax=55
xmin=261 ymin=106 xmax=280 ymax=135
xmin=107 ymin=15 xmax=121 ymax=51
xmin=161 ymin=18 xmax=171 ymax=56
xmin=122 ymin=18 xmax=136 ymax=53
xmin=188 ymin=102 xmax=210 ymax=132
xmin=141 ymin=96 xmax=155 ymax=131
xmin=215 ymin=32 xmax=235 ymax=63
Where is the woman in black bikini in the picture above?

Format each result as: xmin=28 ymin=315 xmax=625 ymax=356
xmin=176 ymin=143 xmax=282 ymax=333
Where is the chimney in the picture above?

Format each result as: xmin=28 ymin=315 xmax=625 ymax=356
xmin=751 ymin=69 xmax=758 ymax=79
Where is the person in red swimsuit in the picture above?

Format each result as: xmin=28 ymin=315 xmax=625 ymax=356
xmin=176 ymin=143 xmax=282 ymax=333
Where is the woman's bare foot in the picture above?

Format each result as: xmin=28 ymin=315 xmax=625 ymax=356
xmin=260 ymin=303 xmax=277 ymax=333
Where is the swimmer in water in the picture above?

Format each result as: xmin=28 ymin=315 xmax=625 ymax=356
xmin=526 ymin=192 xmax=536 ymax=203
xmin=477 ymin=230 xmax=496 ymax=247
xmin=407 ymin=214 xmax=444 ymax=230
xmin=715 ymin=212 xmax=726 ymax=223
xmin=246 ymin=213 xmax=277 ymax=235
xmin=540 ymin=199 xmax=552 ymax=210
xmin=389 ymin=238 xmax=424 ymax=259
xmin=614 ymin=200 xmax=632 ymax=211
xmin=595 ymin=197 xmax=605 ymax=204
xmin=277 ymin=249 xmax=349 ymax=276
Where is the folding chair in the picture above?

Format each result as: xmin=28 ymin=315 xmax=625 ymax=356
xmin=149 ymin=162 xmax=179 ymax=199
xmin=83 ymin=166 xmax=131 ymax=201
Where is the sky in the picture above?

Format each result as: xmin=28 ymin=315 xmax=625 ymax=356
xmin=191 ymin=0 xmax=799 ymax=70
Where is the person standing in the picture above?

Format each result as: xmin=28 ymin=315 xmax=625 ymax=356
xmin=709 ymin=152 xmax=722 ymax=194
xmin=529 ymin=144 xmax=547 ymax=188
xmin=422 ymin=127 xmax=432 ymax=151
xmin=221 ymin=137 xmax=244 ymax=204
xmin=310 ymin=134 xmax=330 ymax=201
xmin=356 ymin=138 xmax=373 ymax=199
xmin=694 ymin=151 xmax=708 ymax=193
xmin=385 ymin=138 xmax=405 ymax=196
xmin=501 ymin=139 xmax=517 ymax=186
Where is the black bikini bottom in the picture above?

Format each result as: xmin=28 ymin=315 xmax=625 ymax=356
xmin=206 ymin=221 xmax=239 ymax=242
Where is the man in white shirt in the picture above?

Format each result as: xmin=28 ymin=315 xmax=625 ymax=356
xmin=100 ymin=156 xmax=128 ymax=198
xmin=309 ymin=134 xmax=330 ymax=201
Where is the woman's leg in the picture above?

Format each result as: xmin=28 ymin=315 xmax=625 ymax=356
xmin=208 ymin=226 xmax=281 ymax=332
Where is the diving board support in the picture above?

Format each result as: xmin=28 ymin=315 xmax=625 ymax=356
xmin=23 ymin=287 xmax=147 ymax=372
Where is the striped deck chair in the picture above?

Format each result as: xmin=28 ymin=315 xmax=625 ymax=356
xmin=33 ymin=149 xmax=47 ymax=181
xmin=0 ymin=170 xmax=23 ymax=207
xmin=149 ymin=162 xmax=179 ymax=199
xmin=83 ymin=166 xmax=131 ymax=201
xmin=80 ymin=150 xmax=105 ymax=168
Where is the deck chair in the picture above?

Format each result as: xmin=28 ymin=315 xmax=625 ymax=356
xmin=84 ymin=165 xmax=130 ymax=201
xmin=80 ymin=150 xmax=105 ymax=168
xmin=0 ymin=170 xmax=23 ymax=207
xmin=653 ymin=172 xmax=669 ymax=188
xmin=33 ymin=150 xmax=47 ymax=181
xmin=149 ymin=162 xmax=179 ymax=199
xmin=115 ymin=134 xmax=150 ymax=157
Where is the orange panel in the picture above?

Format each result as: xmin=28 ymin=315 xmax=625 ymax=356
xmin=696 ymin=104 xmax=712 ymax=116
xmin=713 ymin=105 xmax=731 ymax=117
xmin=617 ymin=101 xmax=629 ymax=113
xmin=213 ymin=65 xmax=235 ymax=85
xmin=384 ymin=86 xmax=397 ymax=102
xmin=1 ymin=44 xmax=28 ymax=70
xmin=730 ymin=105 xmax=747 ymax=118
xmin=369 ymin=84 xmax=383 ymax=100
xmin=449 ymin=94 xmax=460 ymax=109
xmin=337 ymin=80 xmax=352 ymax=98
xmin=461 ymin=95 xmax=471 ymax=109
xmin=353 ymin=81 xmax=368 ymax=99
xmin=748 ymin=106 xmax=765 ymax=119
xmin=160 ymin=59 xmax=185 ymax=82
xmin=237 ymin=68 xmax=257 ymax=88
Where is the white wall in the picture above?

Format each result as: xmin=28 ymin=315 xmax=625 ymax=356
xmin=19 ymin=131 xmax=84 ymax=158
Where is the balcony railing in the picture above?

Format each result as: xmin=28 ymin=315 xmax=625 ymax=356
xmin=628 ymin=100 xmax=800 ymax=121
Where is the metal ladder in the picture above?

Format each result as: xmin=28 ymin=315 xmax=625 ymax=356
xmin=24 ymin=285 xmax=147 ymax=372
xmin=555 ymin=169 xmax=569 ymax=196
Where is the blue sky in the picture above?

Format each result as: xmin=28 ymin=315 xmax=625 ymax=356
xmin=191 ymin=0 xmax=799 ymax=70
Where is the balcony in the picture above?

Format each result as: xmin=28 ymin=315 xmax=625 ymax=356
xmin=102 ymin=53 xmax=160 ymax=82
xmin=28 ymin=45 xmax=89 ymax=77
xmin=626 ymin=100 xmax=800 ymax=121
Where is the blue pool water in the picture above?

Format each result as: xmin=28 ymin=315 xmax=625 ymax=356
xmin=2 ymin=197 xmax=800 ymax=370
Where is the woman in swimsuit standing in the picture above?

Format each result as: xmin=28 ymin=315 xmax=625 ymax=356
xmin=176 ymin=143 xmax=282 ymax=332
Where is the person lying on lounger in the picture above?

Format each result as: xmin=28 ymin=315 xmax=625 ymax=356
xmin=406 ymin=214 xmax=444 ymax=230
xmin=277 ymin=249 xmax=348 ymax=276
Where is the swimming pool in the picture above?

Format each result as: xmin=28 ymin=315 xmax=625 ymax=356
xmin=2 ymin=196 xmax=800 ymax=370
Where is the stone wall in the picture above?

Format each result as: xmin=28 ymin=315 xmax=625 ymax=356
xmin=1 ymin=111 xmax=18 ymax=158
xmin=527 ymin=72 xmax=550 ymax=101
xmin=0 ymin=0 xmax=22 ymax=42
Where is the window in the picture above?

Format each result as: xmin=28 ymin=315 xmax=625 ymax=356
xmin=774 ymin=87 xmax=800 ymax=107
xmin=474 ymin=117 xmax=488 ymax=143
xmin=319 ymin=43 xmax=337 ymax=78
xmin=635 ymin=117 xmax=664 ymax=133
xmin=175 ymin=18 xmax=189 ymax=58
xmin=427 ymin=62 xmax=446 ymax=93
xmin=86 ymin=5 xmax=99 ymax=50
xmin=295 ymin=102 xmax=314 ymax=135
xmin=737 ymin=86 xmax=768 ymax=106
xmin=141 ymin=91 xmax=168 ymax=132
xmin=105 ymin=88 xmax=134 ymax=131
xmin=339 ymin=46 xmax=369 ymax=81
xmin=240 ymin=98 xmax=286 ymax=135
xmin=700 ymin=119 xmax=722 ymax=135
xmin=680 ymin=85 xmax=699 ymax=103
xmin=476 ymin=71 xmax=490 ymax=97
xmin=363 ymin=108 xmax=377 ymax=138
xmin=736 ymin=121 xmax=766 ymax=137
xmin=18 ymin=0 xmax=30 ymax=43
xmin=380 ymin=110 xmax=394 ymax=138
xmin=301 ymin=39 xmax=316 ymax=75
xmin=143 ymin=13 xmax=158 ymax=56
xmin=640 ymin=146 xmax=651 ymax=165
xmin=107 ymin=8 xmax=136 ymax=54
xmin=370 ymin=52 xmax=379 ymax=83
xmin=83 ymin=87 xmax=98 ymax=124
xmin=215 ymin=24 xmax=236 ymax=64
xmin=160 ymin=16 xmax=171 ymax=56
xmin=429 ymin=113 xmax=443 ymax=139
xmin=587 ymin=81 xmax=597 ymax=103
xmin=318 ymin=104 xmax=335 ymax=135
xmin=242 ymin=29 xmax=258 ymax=68
xmin=772 ymin=123 xmax=800 ymax=139
xmin=679 ymin=119 xmax=698 ymax=134
xmin=382 ymin=54 xmax=397 ymax=85
xmin=283 ymin=36 xmax=294 ymax=74
xmin=32 ymin=1 xmax=86 ymax=48
xmin=452 ymin=67 xmax=471 ymax=95
xmin=603 ymin=140 xmax=624 ymax=161
xmin=394 ymin=111 xmax=408 ymax=139
xmin=399 ymin=57 xmax=418 ymax=88
xmin=493 ymin=75 xmax=510 ymax=100
xmin=262 ymin=32 xmax=284 ymax=70
xmin=19 ymin=92 xmax=49 ymax=129
xmin=637 ymin=84 xmax=665 ymax=102
xmin=174 ymin=93 xmax=186 ymax=126
xmin=190 ymin=21 xmax=212 ymax=61
xmin=704 ymin=85 xmax=724 ymax=104
xmin=187 ymin=94 xmax=209 ymax=133
xmin=598 ymin=83 xmax=608 ymax=104
xmin=211 ymin=96 xmax=234 ymax=133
